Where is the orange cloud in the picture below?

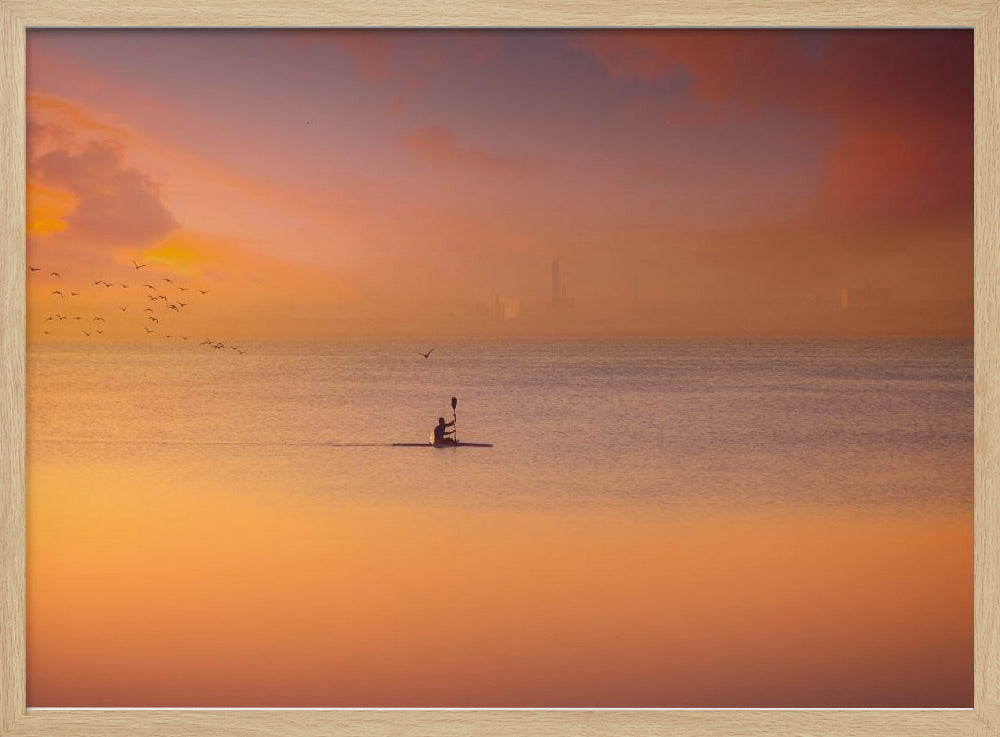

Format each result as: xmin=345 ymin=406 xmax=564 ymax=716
xmin=817 ymin=120 xmax=972 ymax=224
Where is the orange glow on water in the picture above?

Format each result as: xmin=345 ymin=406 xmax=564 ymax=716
xmin=27 ymin=461 xmax=971 ymax=707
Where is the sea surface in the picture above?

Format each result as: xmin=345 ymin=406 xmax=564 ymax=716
xmin=26 ymin=338 xmax=973 ymax=707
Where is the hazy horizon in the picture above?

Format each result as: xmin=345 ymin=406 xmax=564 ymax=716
xmin=26 ymin=29 xmax=972 ymax=341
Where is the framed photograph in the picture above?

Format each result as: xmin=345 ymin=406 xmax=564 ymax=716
xmin=1 ymin=1 xmax=998 ymax=736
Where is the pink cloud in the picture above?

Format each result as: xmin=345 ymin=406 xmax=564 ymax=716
xmin=400 ymin=124 xmax=531 ymax=173
xmin=575 ymin=30 xmax=972 ymax=224
xmin=32 ymin=137 xmax=178 ymax=248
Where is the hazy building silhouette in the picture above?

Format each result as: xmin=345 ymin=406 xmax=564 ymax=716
xmin=548 ymin=256 xmax=574 ymax=317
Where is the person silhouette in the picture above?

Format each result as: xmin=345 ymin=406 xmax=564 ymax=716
xmin=433 ymin=416 xmax=456 ymax=445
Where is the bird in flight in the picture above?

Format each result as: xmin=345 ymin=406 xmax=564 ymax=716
xmin=94 ymin=279 xmax=106 ymax=286
xmin=132 ymin=261 xmax=147 ymax=270
xmin=199 ymin=290 xmax=208 ymax=295
xmin=120 ymin=283 xmax=129 ymax=289
xmin=167 ymin=304 xmax=179 ymax=311
xmin=119 ymin=306 xmax=128 ymax=312
xmin=104 ymin=282 xmax=115 ymax=288
xmin=144 ymin=284 xmax=156 ymax=290
xmin=51 ymin=291 xmax=63 ymax=297
xmin=28 ymin=266 xmax=40 ymax=272
xmin=178 ymin=287 xmax=189 ymax=292
xmin=178 ymin=302 xmax=189 ymax=308
xmin=148 ymin=316 xmax=159 ymax=323
xmin=83 ymin=331 xmax=91 ymax=337
xmin=162 ymin=278 xmax=173 ymax=284
xmin=70 ymin=292 xmax=79 ymax=297
xmin=417 ymin=347 xmax=437 ymax=359
xmin=93 ymin=316 xmax=105 ymax=322
xmin=95 ymin=330 xmax=103 ymax=335
xmin=50 ymin=272 xmax=60 ymax=279
xmin=144 ymin=327 xmax=154 ymax=334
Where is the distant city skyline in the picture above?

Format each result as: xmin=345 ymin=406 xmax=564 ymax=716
xmin=26 ymin=30 xmax=972 ymax=339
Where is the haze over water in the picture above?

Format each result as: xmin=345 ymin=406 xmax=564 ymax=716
xmin=27 ymin=338 xmax=972 ymax=707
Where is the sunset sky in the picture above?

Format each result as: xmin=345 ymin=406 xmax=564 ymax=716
xmin=26 ymin=30 xmax=973 ymax=339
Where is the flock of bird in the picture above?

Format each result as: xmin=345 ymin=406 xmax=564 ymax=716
xmin=29 ymin=261 xmax=246 ymax=354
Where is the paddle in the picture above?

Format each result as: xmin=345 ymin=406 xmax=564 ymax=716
xmin=451 ymin=396 xmax=458 ymax=444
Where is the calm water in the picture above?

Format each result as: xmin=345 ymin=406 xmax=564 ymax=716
xmin=29 ymin=338 xmax=973 ymax=511
xmin=26 ymin=338 xmax=973 ymax=707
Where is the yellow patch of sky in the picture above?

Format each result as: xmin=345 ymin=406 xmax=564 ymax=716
xmin=27 ymin=182 xmax=75 ymax=237
xmin=135 ymin=239 xmax=201 ymax=275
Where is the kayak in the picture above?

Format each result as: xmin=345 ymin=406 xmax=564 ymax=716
xmin=392 ymin=442 xmax=493 ymax=448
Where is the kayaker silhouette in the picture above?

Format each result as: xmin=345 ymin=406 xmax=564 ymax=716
xmin=392 ymin=398 xmax=491 ymax=448
xmin=433 ymin=416 xmax=456 ymax=445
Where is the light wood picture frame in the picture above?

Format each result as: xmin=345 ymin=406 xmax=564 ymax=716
xmin=1 ymin=1 xmax=997 ymax=735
